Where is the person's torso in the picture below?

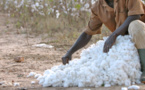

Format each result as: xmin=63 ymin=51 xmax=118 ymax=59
xmin=92 ymin=0 xmax=145 ymax=32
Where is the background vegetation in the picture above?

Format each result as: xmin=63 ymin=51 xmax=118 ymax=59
xmin=0 ymin=0 xmax=144 ymax=48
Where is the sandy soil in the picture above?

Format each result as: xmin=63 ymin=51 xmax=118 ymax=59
xmin=0 ymin=13 xmax=145 ymax=90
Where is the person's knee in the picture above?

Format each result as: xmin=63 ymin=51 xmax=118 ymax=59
xmin=128 ymin=20 xmax=144 ymax=35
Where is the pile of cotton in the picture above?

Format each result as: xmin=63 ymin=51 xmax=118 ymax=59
xmin=30 ymin=35 xmax=142 ymax=87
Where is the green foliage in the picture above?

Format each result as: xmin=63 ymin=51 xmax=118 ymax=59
xmin=16 ymin=21 xmax=21 ymax=28
xmin=75 ymin=4 xmax=81 ymax=10
xmin=74 ymin=0 xmax=77 ymax=2
xmin=49 ymin=0 xmax=53 ymax=2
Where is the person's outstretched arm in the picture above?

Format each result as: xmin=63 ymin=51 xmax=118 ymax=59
xmin=103 ymin=15 xmax=141 ymax=53
xmin=62 ymin=32 xmax=92 ymax=65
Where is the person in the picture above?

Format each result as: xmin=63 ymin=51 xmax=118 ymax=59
xmin=62 ymin=0 xmax=145 ymax=83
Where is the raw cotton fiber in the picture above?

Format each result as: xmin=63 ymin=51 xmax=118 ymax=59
xmin=30 ymin=35 xmax=142 ymax=87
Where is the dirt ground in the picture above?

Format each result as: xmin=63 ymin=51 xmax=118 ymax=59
xmin=0 ymin=13 xmax=145 ymax=90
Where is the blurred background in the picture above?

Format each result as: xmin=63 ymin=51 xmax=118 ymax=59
xmin=0 ymin=0 xmax=144 ymax=48
xmin=0 ymin=0 xmax=111 ymax=48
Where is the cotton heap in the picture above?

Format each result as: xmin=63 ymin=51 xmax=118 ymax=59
xmin=33 ymin=35 xmax=142 ymax=87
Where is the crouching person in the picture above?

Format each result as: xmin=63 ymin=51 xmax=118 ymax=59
xmin=62 ymin=0 xmax=145 ymax=83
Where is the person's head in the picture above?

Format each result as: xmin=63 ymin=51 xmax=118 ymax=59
xmin=107 ymin=0 xmax=114 ymax=1
xmin=105 ymin=0 xmax=114 ymax=8
xmin=106 ymin=0 xmax=114 ymax=2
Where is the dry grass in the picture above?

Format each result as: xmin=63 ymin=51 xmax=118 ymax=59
xmin=0 ymin=0 xmax=112 ymax=48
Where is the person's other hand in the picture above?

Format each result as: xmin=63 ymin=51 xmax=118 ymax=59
xmin=103 ymin=33 xmax=117 ymax=53
xmin=62 ymin=53 xmax=72 ymax=65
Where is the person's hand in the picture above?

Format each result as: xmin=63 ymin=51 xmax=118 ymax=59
xmin=62 ymin=53 xmax=72 ymax=65
xmin=103 ymin=33 xmax=117 ymax=53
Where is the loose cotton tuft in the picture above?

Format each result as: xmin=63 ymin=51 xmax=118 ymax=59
xmin=30 ymin=35 xmax=142 ymax=87
xmin=27 ymin=72 xmax=36 ymax=77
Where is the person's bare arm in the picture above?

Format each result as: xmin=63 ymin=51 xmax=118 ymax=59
xmin=62 ymin=32 xmax=92 ymax=65
xmin=103 ymin=15 xmax=141 ymax=53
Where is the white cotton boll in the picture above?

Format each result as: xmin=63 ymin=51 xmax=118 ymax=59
xmin=35 ymin=74 xmax=42 ymax=78
xmin=125 ymin=79 xmax=131 ymax=86
xmin=122 ymin=55 xmax=132 ymax=61
xmin=132 ymin=82 xmax=135 ymax=85
xmin=84 ymin=3 xmax=90 ymax=8
xmin=51 ymin=76 xmax=63 ymax=86
xmin=14 ymin=83 xmax=20 ymax=87
xmin=45 ymin=3 xmax=48 ymax=7
xmin=38 ymin=5 xmax=44 ymax=9
xmin=43 ymin=82 xmax=52 ymax=87
xmin=37 ymin=75 xmax=43 ymax=81
xmin=35 ymin=2 xmax=39 ymax=7
xmin=72 ymin=8 xmax=76 ymax=11
xmin=38 ymin=75 xmax=47 ymax=85
xmin=27 ymin=72 xmax=36 ymax=77
xmin=104 ymin=84 xmax=111 ymax=87
xmin=135 ymin=80 xmax=141 ymax=84
xmin=133 ymin=71 xmax=141 ymax=81
xmin=34 ymin=35 xmax=141 ymax=87
xmin=14 ymin=1 xmax=17 ymax=5
xmin=63 ymin=82 xmax=69 ymax=87
xmin=95 ymin=80 xmax=103 ymax=87
xmin=69 ymin=60 xmax=76 ymax=66
xmin=56 ymin=10 xmax=60 ymax=19
xmin=78 ymin=82 xmax=84 ymax=87
xmin=51 ymin=78 xmax=62 ymax=87
xmin=128 ymin=85 xmax=140 ymax=90
xmin=42 ymin=76 xmax=52 ymax=87
xmin=110 ymin=82 xmax=116 ymax=86
xmin=31 ymin=81 xmax=36 ymax=84
xmin=39 ymin=78 xmax=45 ymax=85
xmin=43 ymin=69 xmax=54 ymax=75
xmin=121 ymin=87 xmax=128 ymax=90
xmin=103 ymin=75 xmax=109 ymax=82
xmin=91 ymin=0 xmax=96 ymax=4
xmin=57 ymin=65 xmax=65 ymax=70
xmin=43 ymin=70 xmax=50 ymax=74
xmin=100 ymin=60 xmax=108 ymax=70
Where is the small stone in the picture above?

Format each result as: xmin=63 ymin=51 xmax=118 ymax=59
xmin=0 ymin=83 xmax=3 ymax=85
xmin=14 ymin=56 xmax=24 ymax=62
xmin=12 ymin=80 xmax=14 ymax=83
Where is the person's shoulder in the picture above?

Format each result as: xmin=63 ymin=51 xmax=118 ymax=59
xmin=91 ymin=0 xmax=102 ymax=13
xmin=92 ymin=0 xmax=102 ymax=8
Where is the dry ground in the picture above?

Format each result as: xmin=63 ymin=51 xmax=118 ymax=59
xmin=0 ymin=13 xmax=145 ymax=90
